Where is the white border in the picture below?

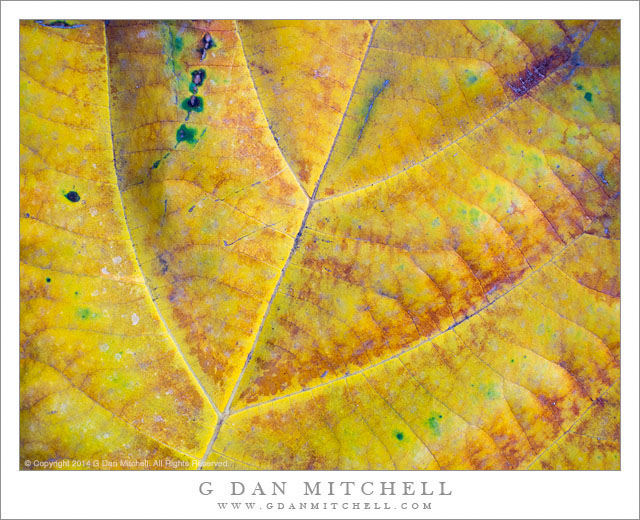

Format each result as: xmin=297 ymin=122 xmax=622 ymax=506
xmin=2 ymin=2 xmax=638 ymax=519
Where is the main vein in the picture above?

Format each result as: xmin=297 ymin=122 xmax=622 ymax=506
xmin=197 ymin=23 xmax=379 ymax=466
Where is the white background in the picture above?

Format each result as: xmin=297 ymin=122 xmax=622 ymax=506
xmin=2 ymin=2 xmax=638 ymax=519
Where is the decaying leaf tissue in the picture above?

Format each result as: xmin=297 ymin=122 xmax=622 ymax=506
xmin=20 ymin=20 xmax=620 ymax=470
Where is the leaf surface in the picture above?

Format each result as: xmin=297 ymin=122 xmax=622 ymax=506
xmin=20 ymin=19 xmax=620 ymax=469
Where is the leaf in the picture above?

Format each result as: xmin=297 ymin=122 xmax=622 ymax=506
xmin=20 ymin=19 xmax=620 ymax=470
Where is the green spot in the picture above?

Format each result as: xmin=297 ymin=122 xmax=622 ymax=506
xmin=176 ymin=124 xmax=198 ymax=145
xmin=181 ymin=96 xmax=204 ymax=113
xmin=466 ymin=73 xmax=478 ymax=85
xmin=395 ymin=431 xmax=404 ymax=441
xmin=74 ymin=291 xmax=79 ymax=296
xmin=152 ymin=159 xmax=161 ymax=169
xmin=575 ymin=83 xmax=583 ymax=90
xmin=510 ymin=358 xmax=515 ymax=363
xmin=584 ymin=92 xmax=593 ymax=102
xmin=174 ymin=36 xmax=183 ymax=52
xmin=427 ymin=415 xmax=442 ymax=437
xmin=77 ymin=307 xmax=98 ymax=320
xmin=486 ymin=382 xmax=500 ymax=400
xmin=469 ymin=207 xmax=483 ymax=226
xmin=46 ymin=277 xmax=51 ymax=283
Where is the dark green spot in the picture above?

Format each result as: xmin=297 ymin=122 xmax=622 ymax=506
xmin=173 ymin=36 xmax=183 ymax=52
xmin=510 ymin=358 xmax=515 ymax=363
xmin=395 ymin=432 xmax=404 ymax=441
xmin=46 ymin=277 xmax=51 ymax=283
xmin=575 ymin=83 xmax=583 ymax=90
xmin=152 ymin=160 xmax=161 ymax=169
xmin=181 ymin=96 xmax=204 ymax=113
xmin=74 ymin=291 xmax=79 ymax=296
xmin=65 ymin=191 xmax=80 ymax=203
xmin=176 ymin=124 xmax=198 ymax=145
xmin=467 ymin=73 xmax=478 ymax=85
xmin=584 ymin=92 xmax=593 ymax=102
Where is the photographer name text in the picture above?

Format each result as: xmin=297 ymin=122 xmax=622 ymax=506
xmin=199 ymin=480 xmax=452 ymax=497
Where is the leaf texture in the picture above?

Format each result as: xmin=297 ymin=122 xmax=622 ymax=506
xmin=20 ymin=19 xmax=620 ymax=469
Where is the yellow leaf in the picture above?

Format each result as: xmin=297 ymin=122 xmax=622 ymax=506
xmin=20 ymin=19 xmax=620 ymax=470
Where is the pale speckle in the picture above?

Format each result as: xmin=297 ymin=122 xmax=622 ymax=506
xmin=112 ymin=256 xmax=122 ymax=265
xmin=91 ymin=289 xmax=100 ymax=296
xmin=313 ymin=65 xmax=331 ymax=78
xmin=137 ymin=29 xmax=148 ymax=38
xmin=103 ymin=433 xmax=110 ymax=439
xmin=115 ymin=353 xmax=122 ymax=361
xmin=131 ymin=313 xmax=139 ymax=326
xmin=89 ymin=208 xmax=98 ymax=216
xmin=98 ymin=343 xmax=110 ymax=352
xmin=101 ymin=267 xmax=110 ymax=275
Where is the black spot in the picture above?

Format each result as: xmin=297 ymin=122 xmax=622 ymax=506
xmin=46 ymin=277 xmax=51 ymax=283
xmin=181 ymin=95 xmax=204 ymax=113
xmin=65 ymin=191 xmax=80 ymax=203
xmin=199 ymin=33 xmax=216 ymax=60
xmin=191 ymin=69 xmax=206 ymax=85
xmin=202 ymin=33 xmax=215 ymax=50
